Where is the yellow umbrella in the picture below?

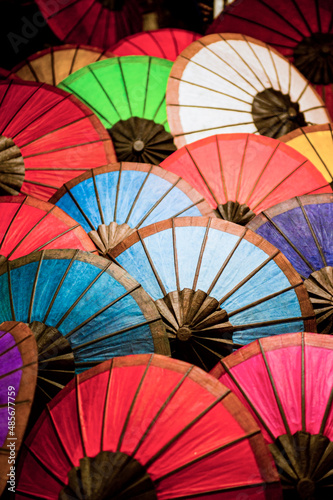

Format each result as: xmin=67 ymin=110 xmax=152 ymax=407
xmin=281 ymin=124 xmax=333 ymax=185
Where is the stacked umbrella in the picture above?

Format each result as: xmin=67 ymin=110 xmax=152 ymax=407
xmin=0 ymin=2 xmax=333 ymax=499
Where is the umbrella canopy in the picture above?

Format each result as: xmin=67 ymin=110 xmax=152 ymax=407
xmin=0 ymin=68 xmax=11 ymax=80
xmin=110 ymin=217 xmax=315 ymax=371
xmin=207 ymin=0 xmax=333 ymax=119
xmin=0 ymin=80 xmax=116 ymax=201
xmin=58 ymin=56 xmax=176 ymax=165
xmin=0 ymin=195 xmax=97 ymax=263
xmin=10 ymin=45 xmax=114 ymax=86
xmin=16 ymin=354 xmax=282 ymax=499
xmin=0 ymin=321 xmax=37 ymax=495
xmin=0 ymin=249 xmax=169 ymax=420
xmin=160 ymin=133 xmax=331 ymax=225
xmin=49 ymin=162 xmax=215 ymax=256
xmin=211 ymin=332 xmax=333 ymax=499
xmin=280 ymin=124 xmax=333 ymax=186
xmin=247 ymin=193 xmax=333 ymax=334
xmin=166 ymin=33 xmax=330 ymax=147
xmin=111 ymin=28 xmax=201 ymax=60
xmin=35 ymin=0 xmax=143 ymax=49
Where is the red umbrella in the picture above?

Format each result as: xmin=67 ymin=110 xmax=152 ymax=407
xmin=0 ymin=80 xmax=116 ymax=200
xmin=160 ymin=134 xmax=331 ymax=225
xmin=16 ymin=354 xmax=282 ymax=499
xmin=207 ymin=0 xmax=333 ymax=119
xmin=0 ymin=68 xmax=11 ymax=80
xmin=0 ymin=195 xmax=97 ymax=263
xmin=111 ymin=28 xmax=201 ymax=60
xmin=35 ymin=0 xmax=143 ymax=49
xmin=10 ymin=45 xmax=114 ymax=86
xmin=211 ymin=332 xmax=333 ymax=498
xmin=0 ymin=321 xmax=37 ymax=495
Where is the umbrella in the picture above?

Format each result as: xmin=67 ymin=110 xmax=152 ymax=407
xmin=10 ymin=45 xmax=114 ymax=86
xmin=0 ymin=321 xmax=37 ymax=495
xmin=110 ymin=217 xmax=315 ymax=371
xmin=49 ymin=162 xmax=216 ymax=256
xmin=35 ymin=0 xmax=143 ymax=49
xmin=0 ymin=80 xmax=116 ymax=201
xmin=166 ymin=33 xmax=330 ymax=147
xmin=280 ymin=124 xmax=333 ymax=186
xmin=58 ymin=56 xmax=176 ymax=165
xmin=0 ymin=195 xmax=97 ymax=263
xmin=247 ymin=193 xmax=333 ymax=334
xmin=211 ymin=332 xmax=333 ymax=499
xmin=0 ymin=68 xmax=11 ymax=80
xmin=207 ymin=0 xmax=333 ymax=119
xmin=111 ymin=28 xmax=201 ymax=61
xmin=160 ymin=133 xmax=331 ymax=225
xmin=0 ymin=249 xmax=169 ymax=420
xmin=16 ymin=354 xmax=282 ymax=499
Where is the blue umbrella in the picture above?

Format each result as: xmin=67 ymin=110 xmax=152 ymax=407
xmin=110 ymin=217 xmax=315 ymax=371
xmin=49 ymin=162 xmax=215 ymax=256
xmin=247 ymin=193 xmax=333 ymax=334
xmin=0 ymin=249 xmax=169 ymax=414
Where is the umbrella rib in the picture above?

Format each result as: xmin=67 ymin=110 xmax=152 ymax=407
xmin=155 ymin=429 xmax=261 ymax=484
xmin=0 ymin=79 xmax=13 ymax=109
xmin=219 ymin=250 xmax=280 ymax=306
xmin=103 ymin=6 xmax=111 ymax=50
xmin=192 ymin=218 xmax=211 ymax=290
xmin=26 ymin=59 xmax=39 ymax=82
xmin=149 ymin=32 xmax=167 ymax=59
xmin=219 ymin=359 xmax=275 ymax=440
xmin=131 ymin=366 xmax=194 ymax=456
xmin=128 ymin=39 xmax=149 ymax=55
xmin=192 ymin=338 xmax=225 ymax=362
xmin=258 ymin=339 xmax=292 ymax=436
xmin=136 ymin=178 xmax=182 ymax=228
xmin=0 ymin=361 xmax=36 ymax=381
xmin=28 ymin=250 xmax=44 ymax=323
xmin=64 ymin=185 xmax=95 ymax=231
xmin=0 ymin=334 xmax=31 ymax=358
xmin=50 ymin=47 xmax=55 ymax=87
xmin=46 ymin=404 xmax=74 ymax=468
xmin=244 ymin=142 xmax=280 ymax=205
xmin=297 ymin=196 xmax=327 ymax=267
xmin=138 ymin=232 xmax=167 ymax=296
xmin=100 ymin=358 xmax=114 ymax=452
xmin=68 ymin=45 xmax=80 ymax=76
xmin=88 ymin=65 xmax=123 ymax=123
xmin=235 ymin=134 xmax=249 ymax=201
xmin=152 ymin=94 xmax=167 ymax=123
xmin=169 ymin=199 xmax=208 ymax=218
xmin=116 ymin=354 xmax=154 ymax=452
xmin=207 ymin=228 xmax=247 ymax=296
xmin=216 ymin=135 xmax=228 ymax=201
xmin=21 ymin=179 xmax=59 ymax=190
xmin=190 ymin=342 xmax=210 ymax=371
xmin=301 ymin=332 xmax=306 ymax=431
xmin=118 ymin=57 xmax=133 ymax=116
xmin=228 ymin=282 xmax=303 ymax=317
xmin=170 ymin=77 xmax=253 ymax=102
xmin=185 ymin=146 xmax=219 ymax=206
xmin=255 ymin=212 xmax=314 ymax=274
xmin=114 ymin=162 xmax=122 ymax=222
xmin=220 ymin=34 xmax=266 ymax=91
xmin=171 ymin=28 xmax=180 ymax=57
xmin=299 ymin=127 xmax=332 ymax=180
xmin=0 ymin=84 xmax=42 ymax=137
xmin=289 ymin=0 xmax=313 ymax=34
xmin=21 ymin=445 xmax=65 ymax=487
xmin=47 ymin=0 xmax=80 ymax=19
xmin=267 ymin=44 xmax=282 ymax=93
xmin=175 ymin=121 xmax=256 ymax=137
xmin=234 ymin=315 xmax=311 ymax=331
xmin=260 ymin=0 xmax=309 ymax=36
xmin=63 ymin=2 xmax=95 ymax=42
xmin=92 ymin=168 xmax=105 ymax=225
xmin=6 ymin=260 xmax=15 ymax=321
xmin=172 ymin=219 xmax=180 ymax=292
xmin=75 ymin=375 xmax=87 ymax=457
xmin=55 ymin=261 xmax=112 ymax=329
xmin=295 ymin=81 xmax=309 ymax=103
xmin=22 ymin=138 xmax=109 ymax=157
xmin=145 ymin=390 xmax=231 ymax=468
xmin=34 ymin=225 xmax=82 ymax=253
xmin=66 ymin=285 xmax=144 ymax=340
xmin=142 ymin=57 xmax=151 ymax=117
xmin=126 ymin=165 xmax=153 ymax=225
xmin=42 ymin=250 xmax=79 ymax=323
xmin=251 ymin=160 xmax=309 ymax=210
xmin=197 ymin=41 xmax=260 ymax=93
xmin=246 ymin=38 xmax=274 ymax=89
xmin=319 ymin=386 xmax=333 ymax=434
xmin=0 ymin=196 xmax=26 ymax=251
xmin=169 ymin=104 xmax=252 ymax=113
xmin=314 ymin=0 xmax=322 ymax=33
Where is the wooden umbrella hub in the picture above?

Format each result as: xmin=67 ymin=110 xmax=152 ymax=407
xmin=269 ymin=431 xmax=333 ymax=499
xmin=109 ymin=117 xmax=176 ymax=165
xmin=155 ymin=289 xmax=234 ymax=370
xmin=304 ymin=267 xmax=333 ymax=335
xmin=217 ymin=201 xmax=255 ymax=225
xmin=294 ymin=33 xmax=333 ymax=85
xmin=0 ymin=135 xmax=25 ymax=196
xmin=89 ymin=222 xmax=135 ymax=255
xmin=252 ymin=88 xmax=307 ymax=138
xmin=59 ymin=451 xmax=157 ymax=499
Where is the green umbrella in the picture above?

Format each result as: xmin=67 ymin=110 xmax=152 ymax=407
xmin=58 ymin=56 xmax=176 ymax=165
